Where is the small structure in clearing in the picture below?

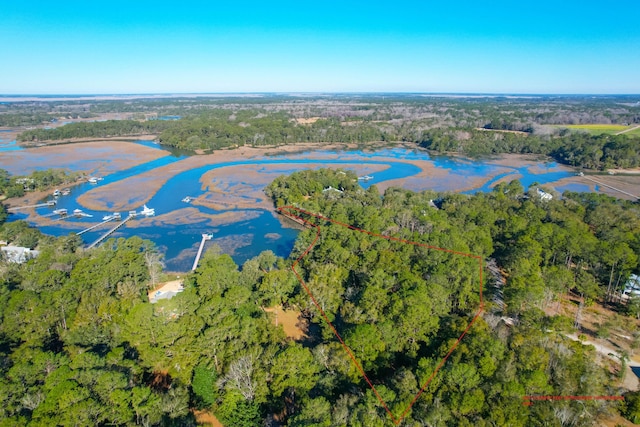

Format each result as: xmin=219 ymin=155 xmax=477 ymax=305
xmin=148 ymin=280 xmax=184 ymax=303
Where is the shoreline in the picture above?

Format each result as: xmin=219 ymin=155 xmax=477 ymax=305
xmin=20 ymin=134 xmax=159 ymax=147
xmin=6 ymin=139 xmax=635 ymax=239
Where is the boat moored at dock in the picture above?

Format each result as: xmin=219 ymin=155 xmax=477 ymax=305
xmin=140 ymin=205 xmax=155 ymax=216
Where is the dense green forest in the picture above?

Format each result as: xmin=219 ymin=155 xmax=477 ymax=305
xmin=1 ymin=168 xmax=640 ymax=425
xmin=417 ymin=128 xmax=640 ymax=169
xmin=18 ymin=120 xmax=174 ymax=142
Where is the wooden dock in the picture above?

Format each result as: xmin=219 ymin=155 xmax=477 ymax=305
xmin=86 ymin=215 xmax=133 ymax=249
xmin=582 ymin=175 xmax=639 ymax=200
xmin=76 ymin=217 xmax=116 ymax=236
xmin=7 ymin=201 xmax=56 ymax=212
xmin=192 ymin=233 xmax=213 ymax=271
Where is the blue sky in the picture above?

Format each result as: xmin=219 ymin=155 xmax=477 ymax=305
xmin=1 ymin=1 xmax=639 ymax=94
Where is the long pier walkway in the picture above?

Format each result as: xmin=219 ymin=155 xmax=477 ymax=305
xmin=583 ymin=175 xmax=639 ymax=200
xmin=41 ymin=212 xmax=61 ymax=218
xmin=76 ymin=217 xmax=116 ymax=236
xmin=192 ymin=233 xmax=213 ymax=271
xmin=8 ymin=201 xmax=56 ymax=212
xmin=86 ymin=216 xmax=133 ymax=249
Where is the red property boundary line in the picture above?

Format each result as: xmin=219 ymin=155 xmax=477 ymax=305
xmin=277 ymin=205 xmax=485 ymax=425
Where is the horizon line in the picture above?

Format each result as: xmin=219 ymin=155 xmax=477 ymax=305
xmin=0 ymin=90 xmax=640 ymax=96
xmin=1 ymin=91 xmax=640 ymax=98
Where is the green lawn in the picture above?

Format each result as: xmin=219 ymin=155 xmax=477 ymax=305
xmin=622 ymin=126 xmax=640 ymax=137
xmin=560 ymin=124 xmax=630 ymax=135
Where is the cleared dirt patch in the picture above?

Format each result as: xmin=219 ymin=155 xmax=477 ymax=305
xmin=546 ymin=292 xmax=640 ymax=391
xmin=193 ymin=409 xmax=224 ymax=427
xmin=294 ymin=117 xmax=321 ymax=125
xmin=148 ymin=280 xmax=183 ymax=300
xmin=598 ymin=413 xmax=639 ymax=427
xmin=264 ymin=305 xmax=308 ymax=341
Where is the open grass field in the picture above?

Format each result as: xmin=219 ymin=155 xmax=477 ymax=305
xmin=558 ymin=124 xmax=637 ymax=135
xmin=623 ymin=126 xmax=640 ymax=137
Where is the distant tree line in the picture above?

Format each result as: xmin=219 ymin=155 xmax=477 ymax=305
xmin=417 ymin=128 xmax=640 ymax=169
xmin=15 ymin=105 xmax=640 ymax=170
xmin=0 ymin=113 xmax=58 ymax=127
xmin=18 ymin=120 xmax=173 ymax=142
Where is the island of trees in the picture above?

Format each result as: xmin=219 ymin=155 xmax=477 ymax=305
xmin=1 ymin=167 xmax=640 ymax=425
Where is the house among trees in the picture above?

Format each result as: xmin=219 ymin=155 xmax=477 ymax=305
xmin=322 ymin=186 xmax=343 ymax=194
xmin=536 ymin=187 xmax=553 ymax=201
xmin=148 ymin=280 xmax=185 ymax=303
xmin=622 ymin=274 xmax=640 ymax=300
xmin=0 ymin=245 xmax=40 ymax=263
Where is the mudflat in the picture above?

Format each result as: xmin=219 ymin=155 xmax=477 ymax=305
xmin=0 ymin=140 xmax=170 ymax=176
xmin=8 ymin=141 xmax=592 ymax=231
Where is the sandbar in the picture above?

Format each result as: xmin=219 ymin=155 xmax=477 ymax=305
xmin=127 ymin=207 xmax=263 ymax=229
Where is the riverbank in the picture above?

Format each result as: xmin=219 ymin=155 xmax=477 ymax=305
xmin=8 ymin=139 xmax=585 ymax=225
xmin=21 ymin=134 xmax=159 ymax=147
xmin=75 ymin=142 xmax=410 ymax=212
xmin=5 ymin=138 xmax=632 ymax=272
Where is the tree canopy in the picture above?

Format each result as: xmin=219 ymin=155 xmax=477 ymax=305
xmin=0 ymin=168 xmax=637 ymax=425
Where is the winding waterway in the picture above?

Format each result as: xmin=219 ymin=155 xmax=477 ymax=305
xmin=5 ymin=140 xmax=584 ymax=271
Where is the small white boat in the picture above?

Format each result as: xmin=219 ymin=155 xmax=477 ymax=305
xmin=358 ymin=175 xmax=374 ymax=181
xmin=102 ymin=214 xmax=114 ymax=221
xmin=73 ymin=209 xmax=92 ymax=218
xmin=182 ymin=196 xmax=191 ymax=203
xmin=113 ymin=212 xmax=121 ymax=219
xmin=53 ymin=189 xmax=61 ymax=197
xmin=53 ymin=208 xmax=67 ymax=215
xmin=62 ymin=189 xmax=71 ymax=196
xmin=140 ymin=204 xmax=155 ymax=216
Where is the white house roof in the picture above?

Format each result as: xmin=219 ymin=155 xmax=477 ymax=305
xmin=1 ymin=246 xmax=40 ymax=263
